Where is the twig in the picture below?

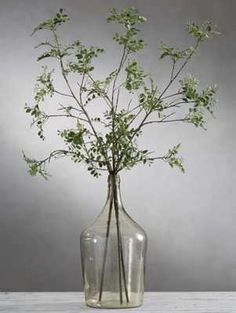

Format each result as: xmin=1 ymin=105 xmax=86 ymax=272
xmin=54 ymin=90 xmax=73 ymax=98
xmin=143 ymin=117 xmax=189 ymax=126
xmin=52 ymin=30 xmax=112 ymax=173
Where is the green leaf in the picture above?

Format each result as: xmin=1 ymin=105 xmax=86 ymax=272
xmin=159 ymin=42 xmax=191 ymax=61
xmin=32 ymin=9 xmax=70 ymax=35
xmin=108 ymin=7 xmax=146 ymax=52
xmin=125 ymin=60 xmax=146 ymax=91
xmin=186 ymin=21 xmax=220 ymax=41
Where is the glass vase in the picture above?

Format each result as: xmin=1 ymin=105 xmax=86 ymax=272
xmin=80 ymin=174 xmax=147 ymax=308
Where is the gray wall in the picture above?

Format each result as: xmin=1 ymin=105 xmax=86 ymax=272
xmin=0 ymin=0 xmax=235 ymax=291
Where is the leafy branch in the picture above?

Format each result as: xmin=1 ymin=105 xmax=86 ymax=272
xmin=24 ymin=7 xmax=219 ymax=178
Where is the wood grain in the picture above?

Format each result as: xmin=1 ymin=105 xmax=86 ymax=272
xmin=0 ymin=292 xmax=236 ymax=312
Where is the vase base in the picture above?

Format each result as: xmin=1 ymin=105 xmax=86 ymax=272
xmin=86 ymin=292 xmax=143 ymax=309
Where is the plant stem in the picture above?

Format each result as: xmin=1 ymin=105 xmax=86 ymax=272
xmin=158 ymin=39 xmax=200 ymax=100
xmin=120 ymin=244 xmax=129 ymax=303
xmin=113 ymin=182 xmax=123 ymax=304
xmin=116 ymin=41 xmax=201 ymax=172
xmin=98 ymin=175 xmax=129 ymax=304
xmin=52 ymin=30 xmax=112 ymax=173
xmin=98 ymin=195 xmax=113 ymax=302
xmin=113 ymin=176 xmax=129 ymax=303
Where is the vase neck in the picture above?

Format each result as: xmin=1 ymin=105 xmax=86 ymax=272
xmin=105 ymin=174 xmax=124 ymax=211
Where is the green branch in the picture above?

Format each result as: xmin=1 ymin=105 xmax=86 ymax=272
xmin=24 ymin=8 xmax=219 ymax=178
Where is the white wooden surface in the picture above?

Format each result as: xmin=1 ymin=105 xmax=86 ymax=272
xmin=0 ymin=292 xmax=236 ymax=312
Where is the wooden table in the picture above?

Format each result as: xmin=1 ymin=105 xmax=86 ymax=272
xmin=0 ymin=292 xmax=236 ymax=312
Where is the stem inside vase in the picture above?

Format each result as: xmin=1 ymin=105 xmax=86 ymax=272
xmin=98 ymin=174 xmax=129 ymax=304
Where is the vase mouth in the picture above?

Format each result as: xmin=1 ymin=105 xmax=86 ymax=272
xmin=107 ymin=173 xmax=121 ymax=184
xmin=106 ymin=173 xmax=123 ymax=208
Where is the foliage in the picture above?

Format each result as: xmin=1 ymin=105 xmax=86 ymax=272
xmin=108 ymin=7 xmax=146 ymax=53
xmin=24 ymin=7 xmax=219 ymax=179
xmin=125 ymin=61 xmax=146 ymax=91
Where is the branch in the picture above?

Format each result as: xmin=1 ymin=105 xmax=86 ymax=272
xmin=127 ymin=99 xmax=133 ymax=112
xmin=170 ymin=59 xmax=176 ymax=81
xmin=159 ymin=39 xmax=200 ymax=99
xmin=161 ymin=92 xmax=182 ymax=100
xmin=86 ymin=73 xmax=113 ymax=109
xmin=82 ymin=141 xmax=107 ymax=172
xmin=142 ymin=117 xmax=189 ymax=126
xmin=57 ymin=104 xmax=84 ymax=114
xmin=52 ymin=30 xmax=112 ymax=172
xmin=24 ymin=149 xmax=72 ymax=179
xmin=166 ymin=100 xmax=195 ymax=109
xmin=34 ymin=41 xmax=56 ymax=49
xmin=111 ymin=45 xmax=128 ymax=105
xmin=147 ymin=156 xmax=167 ymax=161
xmin=115 ymin=87 xmax=120 ymax=111
xmin=54 ymin=90 xmax=73 ymax=98
xmin=121 ymin=39 xmax=201 ymax=143
xmin=128 ymin=107 xmax=143 ymax=127
xmin=110 ymin=46 xmax=128 ymax=172
xmin=37 ymin=149 xmax=71 ymax=164
xmin=47 ymin=113 xmax=89 ymax=123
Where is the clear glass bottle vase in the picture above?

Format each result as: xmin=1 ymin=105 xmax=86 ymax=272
xmin=80 ymin=174 xmax=147 ymax=308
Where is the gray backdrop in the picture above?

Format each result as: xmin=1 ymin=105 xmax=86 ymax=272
xmin=0 ymin=0 xmax=235 ymax=291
